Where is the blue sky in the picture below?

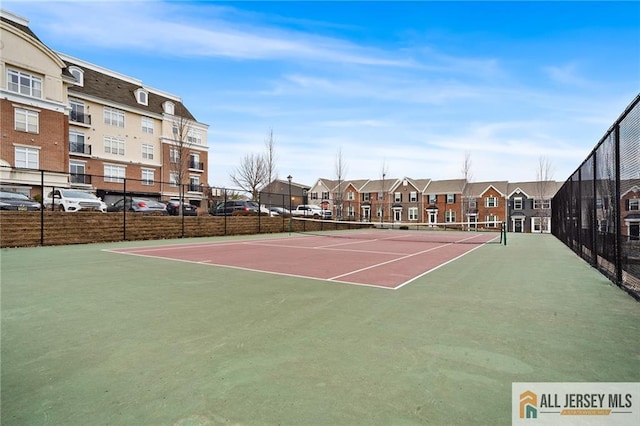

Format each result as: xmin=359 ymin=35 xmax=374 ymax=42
xmin=5 ymin=1 xmax=639 ymax=188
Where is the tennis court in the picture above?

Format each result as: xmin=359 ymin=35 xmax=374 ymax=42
xmin=2 ymin=232 xmax=639 ymax=425
xmin=106 ymin=224 xmax=503 ymax=289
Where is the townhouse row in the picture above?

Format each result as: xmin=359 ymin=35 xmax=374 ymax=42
xmin=263 ymin=177 xmax=561 ymax=233
xmin=0 ymin=10 xmax=210 ymax=206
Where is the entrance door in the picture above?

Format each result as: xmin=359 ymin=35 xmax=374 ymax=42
xmin=514 ymin=219 xmax=523 ymax=233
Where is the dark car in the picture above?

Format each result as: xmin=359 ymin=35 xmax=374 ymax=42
xmin=163 ymin=200 xmax=198 ymax=216
xmin=209 ymin=200 xmax=261 ymax=216
xmin=0 ymin=191 xmax=41 ymax=211
xmin=107 ymin=197 xmax=168 ymax=214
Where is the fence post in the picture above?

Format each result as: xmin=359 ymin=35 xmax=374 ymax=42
xmin=40 ymin=169 xmax=44 ymax=246
xmin=123 ymin=178 xmax=127 ymax=241
xmin=614 ymin=124 xmax=623 ymax=285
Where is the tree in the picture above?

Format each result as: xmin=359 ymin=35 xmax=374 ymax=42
xmin=169 ymin=114 xmax=196 ymax=215
xmin=230 ymin=152 xmax=267 ymax=200
xmin=535 ymin=156 xmax=555 ymax=232
xmin=379 ymin=159 xmax=388 ymax=223
xmin=460 ymin=152 xmax=474 ymax=228
xmin=264 ymin=128 xmax=278 ymax=186
xmin=334 ymin=147 xmax=348 ymax=219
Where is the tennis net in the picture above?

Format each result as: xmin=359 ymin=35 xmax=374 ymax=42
xmin=290 ymin=218 xmax=506 ymax=245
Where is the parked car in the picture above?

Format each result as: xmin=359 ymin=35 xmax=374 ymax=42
xmin=269 ymin=207 xmax=291 ymax=217
xmin=107 ymin=197 xmax=167 ymax=214
xmin=209 ymin=200 xmax=261 ymax=216
xmin=292 ymin=204 xmax=332 ymax=219
xmin=44 ymin=189 xmax=107 ymax=212
xmin=162 ymin=200 xmax=198 ymax=216
xmin=0 ymin=191 xmax=41 ymax=211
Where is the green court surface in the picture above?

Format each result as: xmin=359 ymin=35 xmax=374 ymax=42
xmin=1 ymin=234 xmax=639 ymax=425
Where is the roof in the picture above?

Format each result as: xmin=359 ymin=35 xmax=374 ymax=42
xmin=508 ymin=181 xmax=562 ymax=198
xmin=466 ymin=181 xmax=509 ymax=197
xmin=424 ymin=179 xmax=466 ymax=194
xmin=360 ymin=178 xmax=400 ymax=193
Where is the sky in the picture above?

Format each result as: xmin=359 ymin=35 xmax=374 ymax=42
xmin=5 ymin=0 xmax=640 ymax=188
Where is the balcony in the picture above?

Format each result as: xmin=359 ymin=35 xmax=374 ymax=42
xmin=189 ymin=160 xmax=204 ymax=171
xmin=70 ymin=143 xmax=91 ymax=155
xmin=70 ymin=111 xmax=91 ymax=125
xmin=188 ymin=184 xmax=203 ymax=193
xmin=70 ymin=173 xmax=91 ymax=184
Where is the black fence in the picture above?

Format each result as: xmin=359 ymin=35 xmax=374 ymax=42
xmin=552 ymin=94 xmax=640 ymax=301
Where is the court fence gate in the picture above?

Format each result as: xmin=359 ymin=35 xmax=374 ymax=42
xmin=551 ymin=93 xmax=640 ymax=301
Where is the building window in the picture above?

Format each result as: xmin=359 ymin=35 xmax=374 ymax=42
xmin=104 ymin=165 xmax=125 ymax=183
xmin=141 ymin=117 xmax=154 ymax=134
xmin=428 ymin=194 xmax=437 ymax=203
xmin=533 ymin=199 xmax=551 ymax=209
xmin=347 ymin=206 xmax=355 ymax=217
xmin=409 ymin=191 xmax=417 ymax=202
xmin=466 ymin=198 xmax=477 ymax=209
xmin=135 ymin=89 xmax=148 ymax=106
xmin=408 ymin=207 xmax=418 ymax=221
xmin=347 ymin=191 xmax=355 ymax=201
xmin=377 ymin=207 xmax=383 ymax=217
xmin=7 ymin=69 xmax=42 ymax=98
xmin=169 ymin=148 xmax=180 ymax=163
xmin=628 ymin=199 xmax=639 ymax=211
xmin=189 ymin=176 xmax=201 ymax=192
xmin=104 ymin=136 xmax=125 ymax=155
xmin=189 ymin=153 xmax=202 ymax=169
xmin=14 ymin=146 xmax=39 ymax=169
xmin=532 ymin=217 xmax=551 ymax=233
xmin=103 ymin=106 xmax=125 ymax=127
xmin=15 ymin=108 xmax=38 ymax=133
xmin=187 ymin=129 xmax=202 ymax=145
xmin=310 ymin=192 xmax=318 ymax=200
xmin=322 ymin=191 xmax=330 ymax=200
xmin=486 ymin=214 xmax=499 ymax=227
xmin=69 ymin=100 xmax=89 ymax=124
xmin=446 ymin=194 xmax=455 ymax=203
xmin=362 ymin=193 xmax=370 ymax=201
xmin=445 ymin=210 xmax=456 ymax=222
xmin=163 ymin=101 xmax=175 ymax=115
xmin=70 ymin=131 xmax=89 ymax=154
xmin=169 ymin=172 xmax=179 ymax=187
xmin=514 ymin=197 xmax=523 ymax=210
xmin=69 ymin=161 xmax=87 ymax=184
xmin=394 ymin=192 xmax=402 ymax=202
xmin=68 ymin=66 xmax=84 ymax=86
xmin=142 ymin=144 xmax=154 ymax=160
xmin=485 ymin=196 xmax=498 ymax=208
xmin=142 ymin=169 xmax=154 ymax=185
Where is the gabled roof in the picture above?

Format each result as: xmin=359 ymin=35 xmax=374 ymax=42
xmin=424 ymin=179 xmax=466 ymax=194
xmin=467 ymin=181 xmax=509 ymax=197
xmin=390 ymin=177 xmax=431 ymax=192
xmin=360 ymin=178 xmax=400 ymax=193
xmin=507 ymin=181 xmax=561 ymax=198
xmin=62 ymin=56 xmax=196 ymax=121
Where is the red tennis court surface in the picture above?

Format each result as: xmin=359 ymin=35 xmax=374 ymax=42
xmin=106 ymin=231 xmax=500 ymax=289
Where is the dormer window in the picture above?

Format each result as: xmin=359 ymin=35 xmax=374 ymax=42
xmin=163 ymin=101 xmax=175 ymax=115
xmin=135 ymin=88 xmax=148 ymax=106
xmin=68 ymin=66 xmax=84 ymax=86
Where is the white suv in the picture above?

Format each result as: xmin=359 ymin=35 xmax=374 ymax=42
xmin=44 ymin=189 xmax=107 ymax=212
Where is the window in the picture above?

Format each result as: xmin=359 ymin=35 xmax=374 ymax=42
xmin=533 ymin=199 xmax=551 ymax=209
xmin=310 ymin=192 xmax=318 ymax=200
xmin=409 ymin=191 xmax=417 ymax=202
xmin=141 ymin=117 xmax=154 ymax=134
xmin=68 ymin=66 xmax=84 ymax=86
xmin=14 ymin=146 xmax=39 ymax=169
xmin=69 ymin=161 xmax=87 ymax=184
xmin=362 ymin=193 xmax=370 ymax=201
xmin=466 ymin=198 xmax=477 ymax=209
xmin=347 ymin=191 xmax=355 ymax=201
xmin=532 ymin=217 xmax=551 ymax=233
xmin=485 ymin=196 xmax=498 ymax=208
xmin=142 ymin=169 xmax=154 ymax=185
xmin=187 ymin=129 xmax=202 ymax=145
xmin=15 ymin=108 xmax=38 ymax=133
xmin=377 ymin=207 xmax=383 ymax=217
xmin=189 ymin=153 xmax=201 ymax=169
xmin=628 ymin=199 xmax=639 ymax=211
xmin=189 ymin=176 xmax=201 ymax=192
xmin=347 ymin=206 xmax=355 ymax=217
xmin=70 ymin=131 xmax=88 ymax=154
xmin=103 ymin=106 xmax=125 ymax=127
xmin=142 ymin=144 xmax=154 ymax=160
xmin=169 ymin=172 xmax=179 ymax=187
xmin=163 ymin=101 xmax=175 ymax=115
xmin=69 ymin=100 xmax=89 ymax=124
xmin=322 ymin=191 xmax=330 ymax=200
xmin=104 ymin=136 xmax=125 ymax=155
xmin=445 ymin=210 xmax=456 ymax=223
xmin=7 ymin=69 xmax=42 ymax=98
xmin=514 ymin=197 xmax=523 ymax=210
xmin=104 ymin=165 xmax=125 ymax=183
xmin=408 ymin=207 xmax=418 ymax=221
xmin=486 ymin=214 xmax=499 ymax=228
xmin=169 ymin=148 xmax=180 ymax=163
xmin=446 ymin=194 xmax=455 ymax=203
xmin=135 ymin=89 xmax=148 ymax=106
xmin=428 ymin=194 xmax=437 ymax=203
xmin=394 ymin=192 xmax=402 ymax=202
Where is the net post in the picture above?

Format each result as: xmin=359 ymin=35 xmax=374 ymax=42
xmin=502 ymin=221 xmax=507 ymax=246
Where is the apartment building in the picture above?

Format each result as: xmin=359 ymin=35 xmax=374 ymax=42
xmin=507 ymin=181 xmax=561 ymax=233
xmin=0 ymin=10 xmax=209 ymax=206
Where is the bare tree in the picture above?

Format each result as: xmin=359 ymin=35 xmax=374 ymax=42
xmin=264 ymin=128 xmax=278 ymax=186
xmin=169 ymin=114 xmax=196 ymax=214
xmin=230 ymin=152 xmax=267 ymax=200
xmin=460 ymin=152 xmax=474 ymax=228
xmin=334 ymin=147 xmax=348 ymax=219
xmin=379 ymin=159 xmax=388 ymax=223
xmin=535 ymin=156 xmax=555 ymax=232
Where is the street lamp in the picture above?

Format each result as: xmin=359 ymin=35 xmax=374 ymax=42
xmin=287 ymin=175 xmax=293 ymax=234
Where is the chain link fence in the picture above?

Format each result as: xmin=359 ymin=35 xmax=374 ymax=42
xmin=552 ymin=94 xmax=640 ymax=301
